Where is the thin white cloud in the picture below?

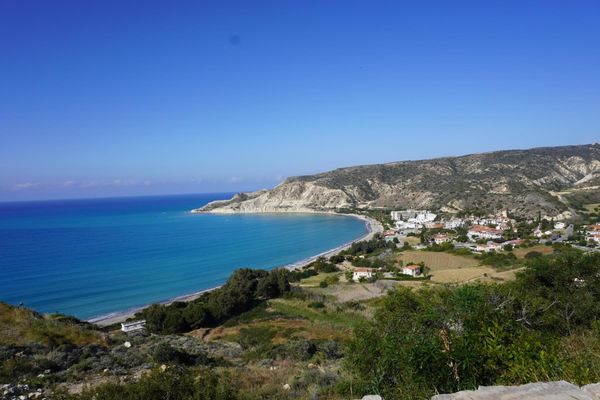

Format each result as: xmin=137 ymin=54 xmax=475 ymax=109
xmin=13 ymin=182 xmax=40 ymax=191
xmin=226 ymin=176 xmax=242 ymax=183
xmin=78 ymin=179 xmax=152 ymax=188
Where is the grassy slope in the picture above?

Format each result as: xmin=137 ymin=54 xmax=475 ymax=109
xmin=0 ymin=302 xmax=104 ymax=347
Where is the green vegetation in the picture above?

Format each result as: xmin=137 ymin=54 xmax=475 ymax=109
xmin=138 ymin=268 xmax=291 ymax=334
xmin=345 ymin=250 xmax=600 ymax=399
xmin=341 ymin=236 xmax=396 ymax=257
xmin=63 ymin=367 xmax=237 ymax=400
xmin=0 ymin=302 xmax=104 ymax=348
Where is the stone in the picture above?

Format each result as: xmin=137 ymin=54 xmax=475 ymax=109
xmin=582 ymin=383 xmax=600 ymax=398
xmin=432 ymin=381 xmax=596 ymax=400
xmin=283 ymin=383 xmax=291 ymax=390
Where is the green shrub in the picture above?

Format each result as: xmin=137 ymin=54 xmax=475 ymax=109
xmin=308 ymin=301 xmax=325 ymax=309
xmin=75 ymin=367 xmax=237 ymax=400
xmin=139 ymin=268 xmax=292 ymax=334
xmin=345 ymin=251 xmax=600 ymax=398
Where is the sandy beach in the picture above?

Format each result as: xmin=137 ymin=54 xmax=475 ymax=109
xmin=88 ymin=212 xmax=383 ymax=327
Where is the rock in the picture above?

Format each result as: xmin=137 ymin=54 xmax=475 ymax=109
xmin=583 ymin=384 xmax=600 ymax=399
xmin=360 ymin=396 xmax=383 ymax=400
xmin=283 ymin=383 xmax=291 ymax=390
xmin=432 ymin=381 xmax=597 ymax=400
xmin=123 ymin=341 xmax=132 ymax=348
xmin=257 ymin=358 xmax=273 ymax=368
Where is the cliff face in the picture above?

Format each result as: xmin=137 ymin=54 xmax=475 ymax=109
xmin=196 ymin=144 xmax=600 ymax=218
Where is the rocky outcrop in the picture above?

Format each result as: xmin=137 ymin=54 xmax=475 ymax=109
xmin=195 ymin=144 xmax=600 ymax=219
xmin=432 ymin=381 xmax=600 ymax=400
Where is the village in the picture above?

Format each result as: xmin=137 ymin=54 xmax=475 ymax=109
xmin=345 ymin=208 xmax=600 ymax=282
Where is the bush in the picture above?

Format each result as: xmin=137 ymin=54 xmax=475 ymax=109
xmin=237 ymin=326 xmax=276 ymax=351
xmin=282 ymin=339 xmax=317 ymax=361
xmin=308 ymin=301 xmax=325 ymax=309
xmin=75 ymin=367 xmax=237 ymax=400
xmin=139 ymin=268 xmax=292 ymax=334
xmin=329 ymin=254 xmax=345 ymax=264
xmin=345 ymin=251 xmax=600 ymax=399
xmin=525 ymin=251 xmax=543 ymax=259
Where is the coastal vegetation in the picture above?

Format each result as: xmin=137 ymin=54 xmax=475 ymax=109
xmin=138 ymin=268 xmax=292 ymax=334
xmin=346 ymin=250 xmax=600 ymax=399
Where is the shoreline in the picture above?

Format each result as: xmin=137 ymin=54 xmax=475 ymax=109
xmin=87 ymin=212 xmax=383 ymax=327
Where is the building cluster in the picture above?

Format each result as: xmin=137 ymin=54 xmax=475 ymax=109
xmin=387 ymin=209 xmax=599 ymax=252
xmin=586 ymin=224 xmax=600 ymax=244
xmin=391 ymin=210 xmax=438 ymax=229
xmin=351 ymin=210 xmax=599 ymax=283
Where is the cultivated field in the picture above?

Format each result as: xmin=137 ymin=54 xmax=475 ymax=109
xmin=429 ymin=266 xmax=495 ymax=283
xmin=397 ymin=250 xmax=480 ymax=270
xmin=513 ymin=245 xmax=554 ymax=259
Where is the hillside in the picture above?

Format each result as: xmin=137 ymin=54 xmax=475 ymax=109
xmin=197 ymin=143 xmax=600 ymax=219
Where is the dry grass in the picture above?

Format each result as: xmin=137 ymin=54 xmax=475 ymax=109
xmin=0 ymin=302 xmax=104 ymax=347
xmin=198 ymin=317 xmax=350 ymax=343
xmin=394 ymin=250 xmax=520 ymax=285
xmin=584 ymin=203 xmax=600 ymax=212
xmin=398 ymin=250 xmax=479 ymax=270
xmin=315 ymin=280 xmax=399 ymax=303
xmin=191 ymin=297 xmax=364 ymax=344
xmin=513 ymin=245 xmax=554 ymax=259
xmin=299 ymin=272 xmax=340 ymax=287
xmin=402 ymin=236 xmax=422 ymax=246
xmin=430 ymin=266 xmax=496 ymax=283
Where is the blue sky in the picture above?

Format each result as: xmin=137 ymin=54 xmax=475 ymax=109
xmin=1 ymin=1 xmax=599 ymax=201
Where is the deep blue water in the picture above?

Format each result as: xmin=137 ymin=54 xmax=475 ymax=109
xmin=0 ymin=194 xmax=367 ymax=319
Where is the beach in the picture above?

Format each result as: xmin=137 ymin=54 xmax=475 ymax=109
xmin=88 ymin=213 xmax=382 ymax=326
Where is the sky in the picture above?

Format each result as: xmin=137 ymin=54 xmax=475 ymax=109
xmin=1 ymin=1 xmax=599 ymax=201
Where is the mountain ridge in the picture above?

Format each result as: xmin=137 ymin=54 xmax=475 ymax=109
xmin=196 ymin=143 xmax=600 ymax=219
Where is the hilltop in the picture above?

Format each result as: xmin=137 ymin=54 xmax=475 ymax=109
xmin=197 ymin=143 xmax=600 ymax=219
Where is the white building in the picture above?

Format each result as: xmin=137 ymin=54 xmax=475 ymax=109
xmin=444 ymin=219 xmax=465 ymax=229
xmin=467 ymin=225 xmax=503 ymax=240
xmin=475 ymin=242 xmax=503 ymax=253
xmin=352 ymin=268 xmax=374 ymax=281
xmin=432 ymin=233 xmax=450 ymax=244
xmin=121 ymin=320 xmax=146 ymax=333
xmin=533 ymin=226 xmax=553 ymax=238
xmin=554 ymin=222 xmax=566 ymax=230
xmin=392 ymin=210 xmax=437 ymax=229
xmin=586 ymin=224 xmax=600 ymax=244
xmin=401 ymin=265 xmax=422 ymax=277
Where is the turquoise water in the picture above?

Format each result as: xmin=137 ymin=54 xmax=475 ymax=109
xmin=0 ymin=194 xmax=367 ymax=319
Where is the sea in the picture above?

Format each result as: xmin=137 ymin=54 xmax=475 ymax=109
xmin=0 ymin=193 xmax=368 ymax=320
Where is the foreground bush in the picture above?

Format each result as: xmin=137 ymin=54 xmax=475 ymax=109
xmin=66 ymin=367 xmax=237 ymax=400
xmin=345 ymin=251 xmax=600 ymax=399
